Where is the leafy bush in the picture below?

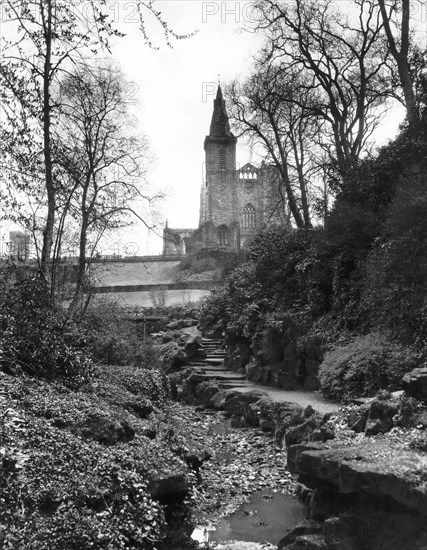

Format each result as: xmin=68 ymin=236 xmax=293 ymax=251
xmin=0 ymin=271 xmax=95 ymax=384
xmin=82 ymin=298 xmax=161 ymax=368
xmin=361 ymin=176 xmax=427 ymax=351
xmin=319 ymin=333 xmax=419 ymax=400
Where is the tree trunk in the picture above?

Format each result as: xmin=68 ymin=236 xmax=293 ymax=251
xmin=40 ymin=0 xmax=55 ymax=281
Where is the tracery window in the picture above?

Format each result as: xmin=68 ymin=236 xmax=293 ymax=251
xmin=218 ymin=226 xmax=229 ymax=246
xmin=243 ymin=204 xmax=256 ymax=228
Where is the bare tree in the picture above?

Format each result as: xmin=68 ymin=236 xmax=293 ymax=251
xmin=377 ymin=0 xmax=421 ymax=124
xmin=251 ymin=0 xmax=393 ymax=184
xmin=227 ymin=66 xmax=321 ymax=228
xmin=56 ymin=63 xmax=160 ymax=314
xmin=0 ymin=0 xmax=192 ymax=282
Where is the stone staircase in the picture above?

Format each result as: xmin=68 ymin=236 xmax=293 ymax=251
xmin=188 ymin=337 xmax=252 ymax=389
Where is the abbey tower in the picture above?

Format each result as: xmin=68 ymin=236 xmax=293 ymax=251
xmin=163 ymin=85 xmax=289 ymax=255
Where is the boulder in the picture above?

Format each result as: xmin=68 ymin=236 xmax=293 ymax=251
xmin=284 ymin=414 xmax=324 ymax=447
xmin=194 ymin=380 xmax=221 ymax=405
xmin=347 ymin=404 xmax=370 ymax=433
xmin=291 ymin=440 xmax=427 ymax=514
xmin=210 ymin=389 xmax=240 ymax=410
xmin=74 ymin=415 xmax=135 ymax=446
xmin=323 ymin=515 xmax=361 ymax=550
xmin=364 ymin=398 xmax=399 ymax=436
xmin=278 ymin=520 xmax=323 ymax=549
xmin=223 ymin=390 xmax=269 ymax=416
xmin=402 ymin=367 xmax=427 ymax=402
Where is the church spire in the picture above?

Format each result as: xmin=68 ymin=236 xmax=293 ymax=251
xmin=208 ymin=84 xmax=233 ymax=139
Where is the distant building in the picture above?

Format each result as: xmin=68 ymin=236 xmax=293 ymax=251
xmin=162 ymin=85 xmax=289 ymax=256
xmin=9 ymin=231 xmax=31 ymax=261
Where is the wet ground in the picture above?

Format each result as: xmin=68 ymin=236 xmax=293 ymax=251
xmin=167 ymin=405 xmax=305 ymax=548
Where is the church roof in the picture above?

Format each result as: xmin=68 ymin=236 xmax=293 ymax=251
xmin=208 ymin=85 xmax=234 ymax=139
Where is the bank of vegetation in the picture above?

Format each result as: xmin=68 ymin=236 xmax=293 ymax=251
xmin=200 ymin=0 xmax=427 ymax=401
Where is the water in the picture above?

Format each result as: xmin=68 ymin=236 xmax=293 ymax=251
xmin=100 ymin=288 xmax=210 ymax=307
xmin=192 ymin=489 xmax=305 ymax=546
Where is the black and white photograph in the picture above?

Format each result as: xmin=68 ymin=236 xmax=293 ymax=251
xmin=1 ymin=1 xmax=426 ymax=548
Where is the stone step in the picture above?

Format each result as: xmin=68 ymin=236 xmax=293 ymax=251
xmin=192 ymin=365 xmax=231 ymax=372
xmin=205 ymin=358 xmax=225 ymax=366
xmin=199 ymin=372 xmax=246 ymax=381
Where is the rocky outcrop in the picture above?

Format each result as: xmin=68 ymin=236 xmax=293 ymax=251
xmin=288 ymin=439 xmax=427 ymax=513
xmin=225 ymin=334 xmax=324 ymax=392
xmin=180 ymin=374 xmax=335 ymax=450
xmin=402 ymin=366 xmax=427 ymax=402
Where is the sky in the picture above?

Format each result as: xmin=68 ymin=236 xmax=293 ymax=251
xmin=1 ymin=0 xmax=426 ymax=256
xmin=107 ymin=1 xmax=266 ymax=255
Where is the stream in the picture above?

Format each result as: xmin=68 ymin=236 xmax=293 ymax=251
xmin=170 ymin=335 xmax=338 ymax=548
xmin=169 ymin=406 xmax=308 ymax=549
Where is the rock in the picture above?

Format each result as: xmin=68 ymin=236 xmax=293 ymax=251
xmin=402 ymin=367 xmax=427 ymax=402
xmin=74 ymin=415 xmax=135 ymax=445
xmin=210 ymin=389 xmax=240 ymax=410
xmin=293 ymin=440 xmax=427 ymax=514
xmin=323 ymin=515 xmax=361 ymax=550
xmin=148 ymin=472 xmax=189 ymax=504
xmin=195 ymin=380 xmax=221 ymax=405
xmin=284 ymin=533 xmax=328 ymax=549
xmin=284 ymin=414 xmax=324 ymax=447
xmin=278 ymin=520 xmax=323 ymax=548
xmin=126 ymin=397 xmax=154 ymax=418
xmin=181 ymin=372 xmax=206 ymax=403
xmin=296 ymin=482 xmax=313 ymax=505
xmin=347 ymin=404 xmax=370 ymax=433
xmin=287 ymin=442 xmax=325 ymax=473
xmin=141 ymin=426 xmax=157 ymax=439
xmin=223 ymin=390 xmax=269 ymax=416
xmin=364 ymin=398 xmax=399 ymax=436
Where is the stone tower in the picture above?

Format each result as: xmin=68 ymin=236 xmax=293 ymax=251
xmin=199 ymin=85 xmax=240 ymax=250
xmin=163 ymin=85 xmax=289 ymax=256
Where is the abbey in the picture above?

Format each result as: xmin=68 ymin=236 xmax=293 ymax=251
xmin=163 ymin=85 xmax=289 ymax=255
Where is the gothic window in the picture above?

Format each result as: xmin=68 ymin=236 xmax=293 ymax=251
xmin=218 ymin=226 xmax=229 ymax=246
xmin=219 ymin=149 xmax=226 ymax=171
xmin=243 ymin=204 xmax=256 ymax=228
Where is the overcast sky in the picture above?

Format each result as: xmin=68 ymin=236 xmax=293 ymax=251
xmin=108 ymin=1 xmax=266 ymax=255
xmin=2 ymin=1 xmax=426 ymax=256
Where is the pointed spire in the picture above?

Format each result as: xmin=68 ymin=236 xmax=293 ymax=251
xmin=208 ymin=84 xmax=233 ymax=138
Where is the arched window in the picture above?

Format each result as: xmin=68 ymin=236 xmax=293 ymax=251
xmin=243 ymin=204 xmax=256 ymax=228
xmin=219 ymin=149 xmax=226 ymax=171
xmin=218 ymin=226 xmax=229 ymax=246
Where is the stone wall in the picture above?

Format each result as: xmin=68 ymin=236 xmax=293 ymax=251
xmin=224 ymin=333 xmax=324 ymax=392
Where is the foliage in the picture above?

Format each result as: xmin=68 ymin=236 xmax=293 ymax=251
xmin=102 ymin=365 xmax=171 ymax=407
xmin=319 ymin=334 xmax=419 ymax=401
xmin=82 ymin=298 xmax=160 ymax=368
xmin=361 ymin=175 xmax=427 ymax=351
xmin=0 ymin=270 xmax=95 ymax=384
xmin=179 ymin=254 xmax=218 ymax=274
xmin=200 ymin=226 xmax=331 ymax=343
xmin=0 ymin=370 xmax=173 ymax=549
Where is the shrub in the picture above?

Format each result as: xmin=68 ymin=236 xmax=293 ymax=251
xmin=82 ymin=298 xmax=160 ymax=368
xmin=0 ymin=272 xmax=95 ymax=384
xmin=319 ymin=333 xmax=419 ymax=401
xmin=361 ymin=176 xmax=427 ymax=351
